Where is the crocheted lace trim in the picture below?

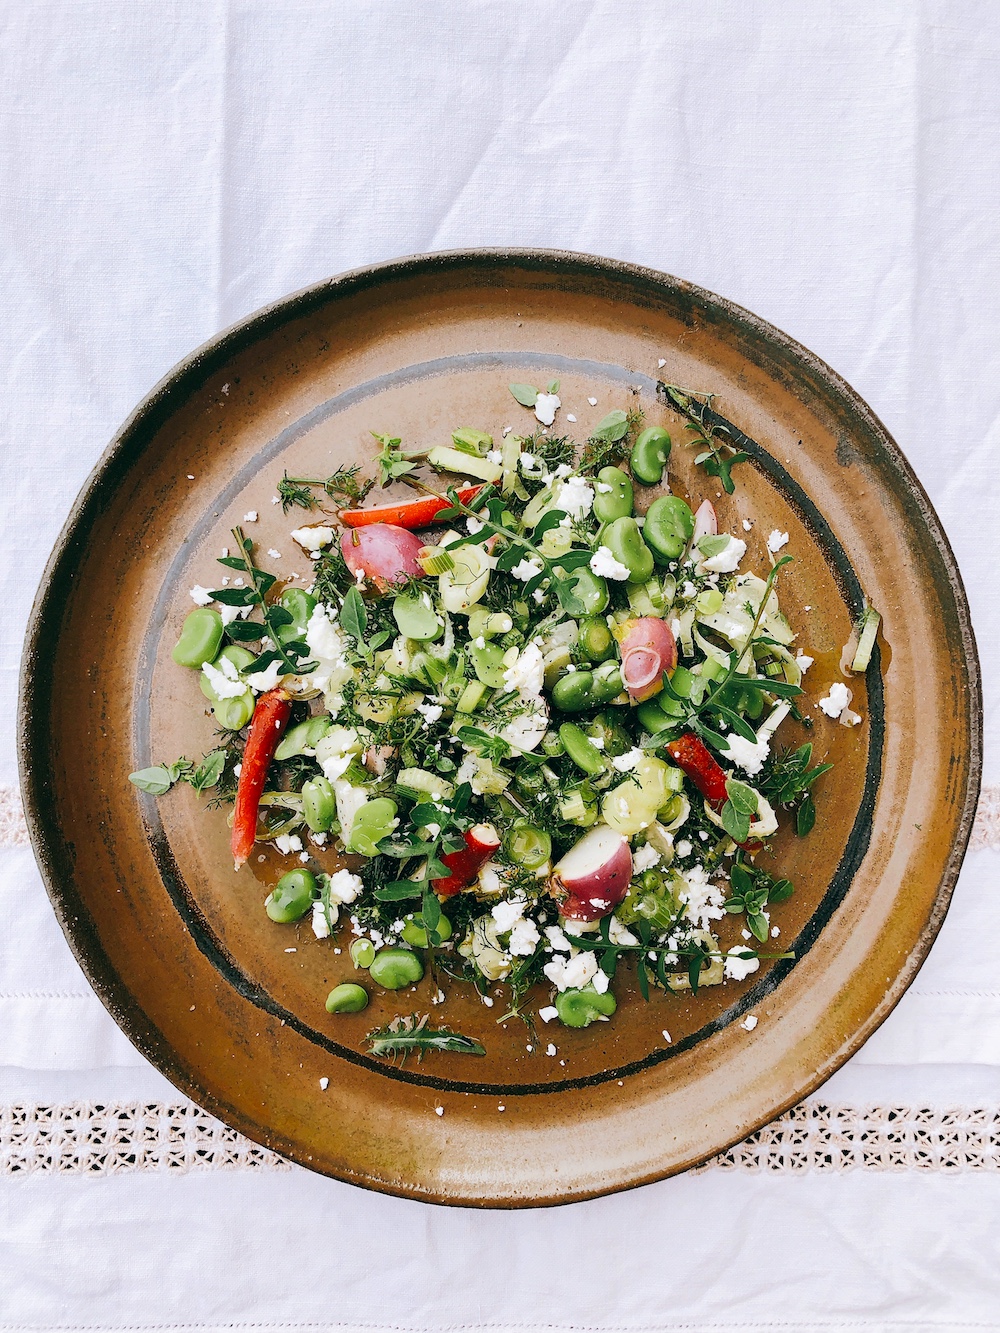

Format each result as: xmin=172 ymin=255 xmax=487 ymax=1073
xmin=3 ymin=1100 xmax=1000 ymax=1175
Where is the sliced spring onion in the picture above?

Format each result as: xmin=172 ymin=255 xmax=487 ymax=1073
xmin=850 ymin=606 xmax=881 ymax=672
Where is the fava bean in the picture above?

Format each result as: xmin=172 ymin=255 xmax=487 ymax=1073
xmin=275 ymin=715 xmax=332 ymax=761
xmin=400 ymin=911 xmax=453 ymax=947
xmin=470 ymin=639 xmax=508 ymax=688
xmin=369 ymin=946 xmax=424 ymax=990
xmin=265 ymin=868 xmax=316 ymax=923
xmin=277 ymin=588 xmax=317 ymax=644
xmin=325 ymin=982 xmax=369 ymax=1014
xmin=636 ymin=698 xmax=683 ymax=734
xmin=350 ymin=938 xmax=376 ymax=969
xmin=345 ymin=797 xmax=398 ymax=856
xmin=630 ymin=427 xmax=671 ymax=485
xmin=564 ymin=568 xmax=609 ymax=616
xmin=392 ymin=589 xmax=442 ymax=641
xmin=577 ymin=617 xmax=615 ymax=662
xmin=642 ymin=496 xmax=694 ymax=563
xmin=555 ymin=985 xmax=617 ymax=1028
xmin=604 ymin=516 xmax=654 ymax=583
xmin=172 ymin=607 xmax=224 ymax=669
xmin=468 ymin=607 xmax=513 ymax=640
xmin=592 ymin=466 xmax=633 ymax=524
xmin=559 ymin=722 xmax=606 ymax=776
xmin=550 ymin=662 xmax=623 ymax=712
xmin=199 ymin=644 xmax=256 ymax=728
xmin=301 ymin=776 xmax=336 ymax=832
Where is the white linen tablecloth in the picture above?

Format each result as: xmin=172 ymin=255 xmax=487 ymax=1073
xmin=2 ymin=1 xmax=1000 ymax=1327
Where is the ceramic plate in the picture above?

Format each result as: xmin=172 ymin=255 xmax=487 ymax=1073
xmin=19 ymin=250 xmax=980 ymax=1206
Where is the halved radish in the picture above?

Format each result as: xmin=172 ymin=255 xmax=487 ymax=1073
xmin=433 ymin=824 xmax=501 ymax=897
xmin=340 ymin=523 xmax=425 ymax=587
xmin=551 ymin=825 xmax=633 ymax=921
xmin=692 ymin=500 xmax=718 ymax=543
xmin=620 ymin=617 xmax=677 ymax=702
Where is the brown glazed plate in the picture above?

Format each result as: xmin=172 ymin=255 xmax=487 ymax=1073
xmin=19 ymin=250 xmax=980 ymax=1206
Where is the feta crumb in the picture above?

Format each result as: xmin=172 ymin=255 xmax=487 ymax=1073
xmin=546 ymin=1043 xmax=557 ymax=1056
xmin=632 ymin=843 xmax=661 ymax=872
xmin=545 ymin=924 xmax=572 ymax=954
xmin=587 ymin=396 xmax=598 ymax=406
xmin=243 ymin=510 xmax=258 ymax=523
xmin=267 ymin=549 xmax=282 ymax=559
xmin=662 ymin=1030 xmax=672 ymax=1043
xmin=556 ymin=474 xmax=594 ymax=519
xmin=274 ymin=833 xmax=303 ymax=855
xmin=771 ymin=926 xmax=780 ymax=938
xmin=724 ymin=950 xmax=761 ymax=981
xmin=611 ymin=747 xmax=644 ymax=772
xmin=327 ymin=868 xmax=363 ymax=904
xmin=741 ymin=929 xmax=752 ymax=940
xmin=189 ymin=585 xmax=214 ymax=606
xmin=720 ymin=731 xmax=770 ymax=777
xmin=675 ymin=839 xmax=692 ymax=857
xmin=818 ymin=681 xmax=852 ymax=719
xmin=539 ymin=1006 xmax=559 ymax=1023
xmin=590 ymin=546 xmax=630 ymax=581
xmin=534 ymin=392 xmax=561 ymax=426
xmin=702 ymin=536 xmax=747 ymax=574
xmin=543 ymin=950 xmax=598 ymax=992
xmin=657 ymin=358 xmax=667 ymax=368
xmin=202 ymin=657 xmax=246 ymax=699
xmin=767 ymin=530 xmax=789 ymax=553
xmin=511 ymin=557 xmax=544 ymax=582
xmin=415 ymin=700 xmax=443 ymax=725
xmin=741 ymin=1015 xmax=759 ymax=1031
xmin=485 ymin=450 xmax=503 ymax=464
xmin=246 ymin=659 xmax=283 ymax=692
xmin=591 ymin=969 xmax=610 ymax=995
xmin=311 ymin=900 xmax=332 ymax=939
xmin=677 ymin=864 xmax=727 ymax=929
xmin=298 ymin=851 xmax=310 ymax=863
xmin=742 ymin=518 xmax=753 ymax=532
xmin=566 ymin=413 xmax=577 ymax=423
xmin=508 ymin=917 xmax=541 ymax=956
xmin=482 ymin=995 xmax=495 ymax=1007
xmin=492 ymin=898 xmax=527 ymax=934
xmin=319 ymin=1077 xmax=329 ymax=1090
xmin=795 ymin=654 xmax=814 ymax=673
xmin=498 ymin=1105 xmax=506 ymax=1112
xmin=291 ymin=525 xmax=334 ymax=553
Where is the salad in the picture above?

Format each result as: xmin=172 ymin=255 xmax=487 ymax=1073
xmin=131 ymin=381 xmax=879 ymax=1052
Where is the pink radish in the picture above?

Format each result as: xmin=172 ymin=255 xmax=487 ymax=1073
xmin=692 ymin=500 xmax=717 ymax=544
xmin=340 ymin=523 xmax=425 ymax=589
xmin=620 ymin=617 xmax=677 ymax=702
xmin=551 ymin=825 xmax=633 ymax=921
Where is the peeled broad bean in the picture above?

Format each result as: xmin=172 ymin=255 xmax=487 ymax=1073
xmin=592 ymin=466 xmax=633 ymax=524
xmin=369 ymin=947 xmax=425 ymax=990
xmin=301 ymin=776 xmax=336 ymax=832
xmin=172 ymin=607 xmax=224 ymax=669
xmin=401 ymin=912 xmax=453 ymax=947
xmin=325 ymin=983 xmax=369 ymax=1014
xmin=604 ymin=516 xmax=654 ymax=583
xmin=265 ymin=868 xmax=316 ymax=923
xmin=556 ymin=985 xmax=617 ymax=1028
xmin=630 ymin=427 xmax=671 ymax=485
xmin=642 ymin=496 xmax=695 ymax=563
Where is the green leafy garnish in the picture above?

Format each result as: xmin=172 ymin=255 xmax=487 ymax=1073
xmin=277 ymin=466 xmax=373 ymax=512
xmin=508 ymin=382 xmax=538 ymax=407
xmin=366 ymin=1013 xmax=486 ymax=1063
xmin=372 ymin=432 xmax=419 ymax=486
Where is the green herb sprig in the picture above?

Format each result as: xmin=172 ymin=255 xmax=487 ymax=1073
xmin=723 ymin=857 xmax=794 ymax=942
xmin=366 ymin=1013 xmax=486 ymax=1063
xmin=210 ymin=527 xmax=318 ymax=677
xmin=759 ymin=743 xmax=833 ymax=836
xmin=277 ymin=466 xmax=373 ymax=513
xmin=129 ymin=749 xmax=226 ymax=796
xmin=658 ymin=383 xmax=748 ymax=494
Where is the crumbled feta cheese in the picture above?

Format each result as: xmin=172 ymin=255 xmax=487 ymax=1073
xmin=657 ymin=358 xmax=667 ymax=369
xmin=566 ymin=413 xmax=577 ymax=423
xmin=435 ymin=1105 xmax=444 ymax=1116
xmin=632 ymin=843 xmax=661 ymax=872
xmin=771 ymin=926 xmax=780 ymax=938
xmin=702 ymin=536 xmax=747 ymax=574
xmin=466 ymin=516 xmax=484 ymax=534
xmin=539 ymin=1006 xmax=559 ymax=1023
xmin=275 ymin=833 xmax=303 ymax=855
xmin=742 ymin=518 xmax=753 ymax=532
xmin=319 ymin=1077 xmax=329 ymax=1090
xmin=511 ymin=557 xmax=544 ymax=582
xmin=607 ymin=916 xmax=638 ymax=946
xmin=519 ymin=451 xmax=538 ymax=470
xmin=482 ymin=995 xmax=495 ymax=1007
xmin=795 ymin=654 xmax=814 ymax=673
xmin=724 ymin=950 xmax=761 ymax=981
xmin=202 ymin=656 xmax=246 ymax=699
xmin=555 ymin=475 xmax=594 ymax=519
xmin=741 ymin=929 xmax=752 ymax=940
xmin=595 ymin=482 xmax=613 ymax=494
xmin=591 ymin=969 xmax=610 ymax=995
xmin=587 ymin=396 xmax=598 ymax=406
xmin=545 ymin=924 xmax=572 ymax=953
xmin=818 ymin=681 xmax=852 ymax=719
xmin=508 ymin=917 xmax=541 ymax=956
xmin=534 ymin=392 xmax=561 ymax=426
xmin=678 ymin=864 xmax=726 ymax=929
xmin=311 ymin=900 xmax=332 ymax=939
xmin=492 ymin=898 xmax=527 ymax=934
xmin=611 ymin=747 xmax=644 ymax=772
xmin=546 ymin=1043 xmax=557 ymax=1056
xmin=502 ymin=642 xmax=544 ymax=698
xmin=243 ymin=511 xmax=258 ymax=523
xmin=246 ymin=659 xmax=283 ymax=692
xmin=767 ymin=530 xmax=789 ymax=553
xmin=741 ymin=1015 xmax=759 ymax=1031
xmin=290 ymin=525 xmax=334 ymax=553
xmin=189 ymin=585 xmax=214 ymax=606
xmin=590 ymin=546 xmax=630 ymax=580
xmin=267 ymin=548 xmax=282 ymax=559
xmin=415 ymin=701 xmax=443 ymax=724
xmin=327 ymin=869 xmax=363 ymax=905
xmin=485 ymin=450 xmax=503 ymax=465
xmin=720 ymin=732 xmax=770 ymax=777
xmin=543 ymin=951 xmax=598 ymax=993
xmin=662 ymin=1029 xmax=672 ymax=1043
xmin=675 ymin=839 xmax=692 ymax=858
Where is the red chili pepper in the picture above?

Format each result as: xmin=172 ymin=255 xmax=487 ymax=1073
xmin=433 ymin=823 xmax=501 ymax=897
xmin=232 ymin=687 xmax=293 ymax=870
xmin=665 ymin=732 xmax=729 ymax=810
xmin=340 ymin=486 xmax=483 ymax=530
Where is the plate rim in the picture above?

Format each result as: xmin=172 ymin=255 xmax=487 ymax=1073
xmin=17 ymin=247 xmax=983 ymax=1204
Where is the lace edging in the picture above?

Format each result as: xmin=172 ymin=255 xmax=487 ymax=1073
xmin=3 ymin=1101 xmax=1000 ymax=1176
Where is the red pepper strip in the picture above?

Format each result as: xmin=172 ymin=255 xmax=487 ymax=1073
xmin=666 ymin=732 xmax=763 ymax=852
xmin=340 ymin=486 xmax=483 ymax=530
xmin=433 ymin=823 xmax=501 ymax=897
xmin=665 ymin=732 xmax=729 ymax=810
xmin=232 ymin=687 xmax=293 ymax=870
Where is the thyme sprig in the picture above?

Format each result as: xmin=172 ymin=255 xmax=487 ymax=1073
xmin=276 ymin=466 xmax=372 ymax=512
xmin=658 ymin=383 xmax=748 ymax=493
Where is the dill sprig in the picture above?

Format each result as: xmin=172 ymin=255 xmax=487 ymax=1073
xmin=277 ymin=466 xmax=373 ymax=513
